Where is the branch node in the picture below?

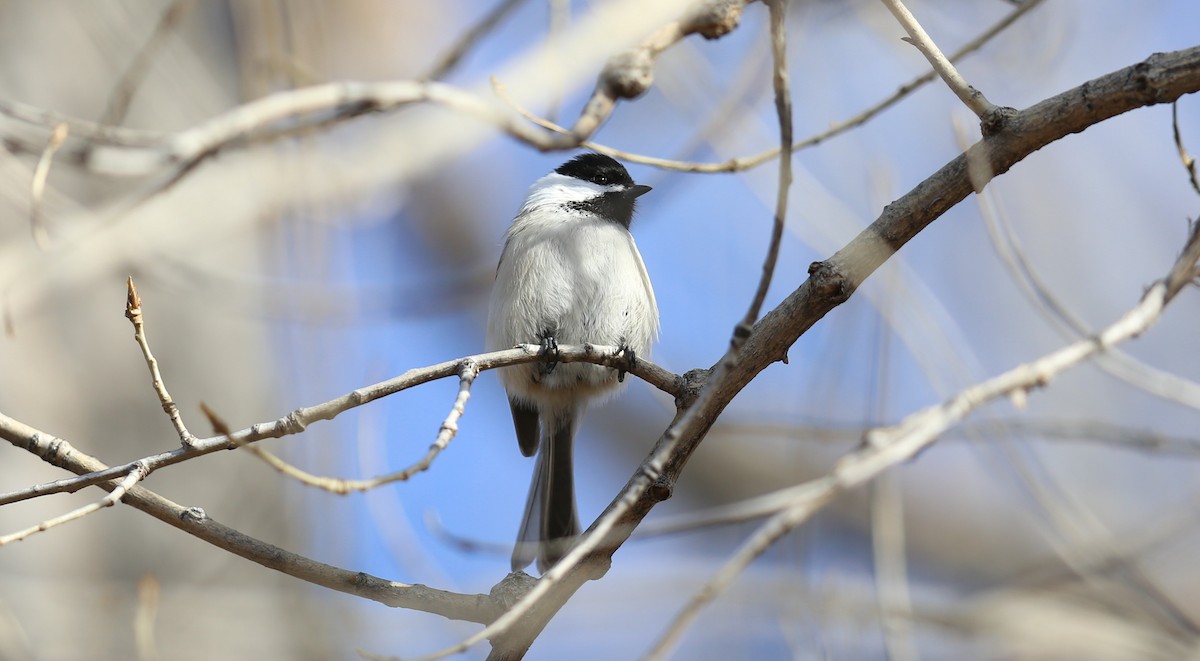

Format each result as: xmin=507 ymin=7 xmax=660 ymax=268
xmin=489 ymin=571 xmax=537 ymax=610
xmin=648 ymin=475 xmax=674 ymax=503
xmin=602 ymin=50 xmax=655 ymax=100
xmin=980 ymin=105 xmax=1018 ymax=137
xmin=687 ymin=0 xmax=747 ymax=39
xmin=179 ymin=506 xmax=207 ymax=522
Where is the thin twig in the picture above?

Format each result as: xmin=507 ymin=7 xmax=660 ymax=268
xmin=29 ymin=121 xmax=68 ymax=249
xmin=880 ymin=0 xmax=999 ymax=120
xmin=125 ymin=277 xmax=195 ymax=446
xmin=0 ymin=463 xmax=146 ymax=546
xmin=0 ymin=343 xmax=679 ymax=508
xmin=240 ymin=362 xmax=480 ymax=493
xmin=99 ymin=0 xmax=196 ymax=127
xmin=420 ymin=0 xmax=527 ymax=81
xmin=740 ymin=0 xmax=793 ymax=333
xmin=1172 ymin=101 xmax=1200 ymax=196
xmin=544 ymin=0 xmax=571 ymax=123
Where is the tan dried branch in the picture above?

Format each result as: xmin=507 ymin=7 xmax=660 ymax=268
xmin=124 ymin=277 xmax=195 ymax=445
xmin=0 ymin=0 xmax=744 ymax=181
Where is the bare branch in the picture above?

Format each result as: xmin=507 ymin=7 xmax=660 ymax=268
xmin=240 ymin=362 xmax=480 ymax=493
xmin=0 ymin=412 xmax=507 ymax=624
xmin=880 ymin=0 xmax=1001 ymax=123
xmin=0 ymin=462 xmax=145 ymax=546
xmin=135 ymin=575 xmax=161 ymax=661
xmin=872 ymin=471 xmax=917 ymax=661
xmin=0 ymin=0 xmax=743 ymax=182
xmin=563 ymin=0 xmax=752 ymax=140
xmin=741 ymin=0 xmax=793 ymax=329
xmin=0 ymin=343 xmax=679 ymax=508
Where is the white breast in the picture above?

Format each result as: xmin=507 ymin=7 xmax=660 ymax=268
xmin=486 ymin=203 xmax=658 ymax=404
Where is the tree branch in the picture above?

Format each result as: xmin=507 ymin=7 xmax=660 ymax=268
xmin=0 ymin=411 xmax=509 ymax=624
xmin=0 ymin=344 xmax=680 ymax=508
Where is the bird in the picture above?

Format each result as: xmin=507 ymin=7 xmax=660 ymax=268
xmin=486 ymin=152 xmax=659 ymax=573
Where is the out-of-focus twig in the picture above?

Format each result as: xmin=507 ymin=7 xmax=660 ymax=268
xmin=420 ymin=0 xmax=527 ymax=81
xmin=497 ymin=0 xmax=1044 ymax=173
xmin=134 ymin=574 xmax=160 ymax=661
xmin=29 ymin=122 xmax=68 ymax=249
xmin=99 ymin=0 xmax=196 ymax=127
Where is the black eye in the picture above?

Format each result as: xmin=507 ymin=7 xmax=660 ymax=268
xmin=593 ymin=174 xmax=611 ymax=185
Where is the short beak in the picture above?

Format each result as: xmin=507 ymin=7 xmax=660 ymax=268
xmin=627 ymin=184 xmax=652 ymax=198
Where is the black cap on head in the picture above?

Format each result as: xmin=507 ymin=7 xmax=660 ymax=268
xmin=557 ymin=153 xmax=650 ymax=229
xmin=555 ymin=152 xmax=636 ymax=189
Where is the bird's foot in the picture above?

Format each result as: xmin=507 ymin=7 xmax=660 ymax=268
xmin=617 ymin=345 xmax=637 ymax=383
xmin=539 ymin=335 xmax=560 ymax=374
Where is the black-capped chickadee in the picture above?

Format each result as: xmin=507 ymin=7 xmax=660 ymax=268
xmin=487 ymin=153 xmax=659 ymax=573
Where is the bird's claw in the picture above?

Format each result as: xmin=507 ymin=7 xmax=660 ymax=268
xmin=539 ymin=335 xmax=560 ymax=374
xmin=618 ymin=345 xmax=637 ymax=383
